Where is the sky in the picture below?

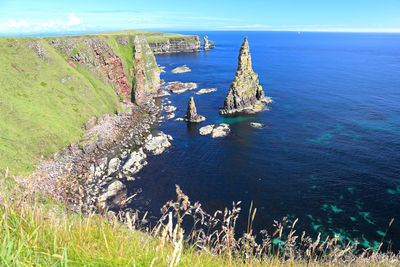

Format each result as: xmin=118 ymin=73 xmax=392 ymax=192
xmin=1 ymin=0 xmax=400 ymax=35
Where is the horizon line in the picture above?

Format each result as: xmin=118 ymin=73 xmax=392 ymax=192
xmin=2 ymin=28 xmax=400 ymax=37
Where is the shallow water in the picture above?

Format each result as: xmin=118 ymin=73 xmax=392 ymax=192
xmin=127 ymin=31 xmax=400 ymax=250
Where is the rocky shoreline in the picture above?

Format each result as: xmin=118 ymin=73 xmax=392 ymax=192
xmin=23 ymin=99 xmax=166 ymax=214
xmin=17 ymin=33 xmax=271 ymax=220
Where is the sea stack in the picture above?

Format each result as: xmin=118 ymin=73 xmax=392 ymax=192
xmin=204 ymin=36 xmax=215 ymax=50
xmin=185 ymin=97 xmax=206 ymax=122
xmin=219 ymin=37 xmax=266 ymax=115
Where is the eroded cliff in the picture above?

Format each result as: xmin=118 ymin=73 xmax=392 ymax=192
xmin=0 ymin=30 xmax=195 ymax=175
xmin=220 ymin=37 xmax=266 ymax=115
xmin=131 ymin=35 xmax=161 ymax=104
xmin=149 ymin=35 xmax=202 ymax=54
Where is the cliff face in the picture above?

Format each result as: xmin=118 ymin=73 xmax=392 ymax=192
xmin=49 ymin=37 xmax=132 ymax=101
xmin=149 ymin=36 xmax=202 ymax=54
xmin=220 ymin=37 xmax=265 ymax=115
xmin=0 ymin=30 xmax=192 ymax=175
xmin=204 ymin=36 xmax=215 ymax=50
xmin=131 ymin=35 xmax=161 ymax=104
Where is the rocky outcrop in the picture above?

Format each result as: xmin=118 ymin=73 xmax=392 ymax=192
xmin=195 ymin=88 xmax=218 ymax=95
xmin=171 ymin=65 xmax=191 ymax=74
xmin=204 ymin=36 xmax=215 ymax=50
xmin=219 ymin=37 xmax=265 ymax=115
xmin=250 ymin=122 xmax=264 ymax=129
xmin=164 ymin=105 xmax=177 ymax=113
xmin=199 ymin=124 xmax=230 ymax=138
xmin=185 ymin=97 xmax=205 ymax=122
xmin=131 ymin=35 xmax=161 ymax=105
xmin=165 ymin=81 xmax=198 ymax=94
xmin=144 ymin=130 xmax=173 ymax=155
xmin=149 ymin=36 xmax=202 ymax=54
xmin=98 ymin=180 xmax=127 ymax=211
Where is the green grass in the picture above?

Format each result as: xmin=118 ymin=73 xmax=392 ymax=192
xmin=92 ymin=30 xmax=196 ymax=44
xmin=0 ymin=37 xmax=121 ymax=175
xmin=0 ymin=175 xmax=398 ymax=266
xmin=0 ymin=30 xmax=198 ymax=176
xmin=0 ymin=176 xmax=227 ymax=266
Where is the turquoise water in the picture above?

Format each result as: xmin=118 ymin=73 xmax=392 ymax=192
xmin=128 ymin=31 xmax=400 ymax=251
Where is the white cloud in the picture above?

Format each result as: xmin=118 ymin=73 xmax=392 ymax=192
xmin=0 ymin=13 xmax=84 ymax=33
xmin=67 ymin=13 xmax=83 ymax=26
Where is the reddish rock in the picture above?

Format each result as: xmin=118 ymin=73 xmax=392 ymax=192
xmin=94 ymin=50 xmax=131 ymax=102
xmin=67 ymin=60 xmax=76 ymax=68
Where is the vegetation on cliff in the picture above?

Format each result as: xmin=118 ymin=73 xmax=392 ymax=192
xmin=0 ymin=37 xmax=121 ymax=175
xmin=131 ymin=35 xmax=161 ymax=104
xmin=0 ymin=31 xmax=198 ymax=176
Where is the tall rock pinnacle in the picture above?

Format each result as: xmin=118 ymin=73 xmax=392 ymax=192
xmin=204 ymin=36 xmax=215 ymax=50
xmin=185 ymin=97 xmax=206 ymax=122
xmin=219 ymin=37 xmax=266 ymax=115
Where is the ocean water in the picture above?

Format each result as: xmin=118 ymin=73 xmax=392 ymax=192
xmin=127 ymin=31 xmax=400 ymax=250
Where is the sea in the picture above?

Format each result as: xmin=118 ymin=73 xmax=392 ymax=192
xmin=127 ymin=31 xmax=400 ymax=251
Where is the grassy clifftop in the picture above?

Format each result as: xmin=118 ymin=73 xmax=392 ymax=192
xmin=0 ymin=37 xmax=121 ymax=175
xmin=0 ymin=30 xmax=197 ymax=176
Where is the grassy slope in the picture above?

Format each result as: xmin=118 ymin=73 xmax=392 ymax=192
xmin=93 ymin=30 xmax=189 ymax=42
xmin=0 ymin=30 xmax=192 ymax=176
xmin=0 ymin=37 xmax=121 ymax=175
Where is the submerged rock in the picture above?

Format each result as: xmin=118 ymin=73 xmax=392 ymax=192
xmin=199 ymin=123 xmax=230 ymax=138
xmin=204 ymin=36 xmax=215 ymax=50
xmin=171 ymin=65 xmax=191 ymax=74
xmin=185 ymin=97 xmax=206 ymax=123
xmin=250 ymin=122 xmax=264 ymax=129
xmin=195 ymin=88 xmax=218 ymax=95
xmin=219 ymin=37 xmax=266 ymax=115
xmin=165 ymin=81 xmax=198 ymax=94
xmin=144 ymin=130 xmax=173 ymax=155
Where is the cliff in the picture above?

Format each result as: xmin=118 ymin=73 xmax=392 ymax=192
xmin=131 ymin=35 xmax=161 ymax=104
xmin=204 ymin=36 xmax=215 ymax=50
xmin=0 ymin=30 xmax=192 ymax=175
xmin=220 ymin=37 xmax=265 ymax=115
xmin=148 ymin=35 xmax=202 ymax=54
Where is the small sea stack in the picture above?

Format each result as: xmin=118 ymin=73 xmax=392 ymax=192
xmin=219 ymin=37 xmax=267 ymax=115
xmin=204 ymin=36 xmax=215 ymax=50
xmin=185 ymin=97 xmax=206 ymax=122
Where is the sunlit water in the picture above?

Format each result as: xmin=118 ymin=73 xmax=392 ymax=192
xmin=127 ymin=31 xmax=400 ymax=251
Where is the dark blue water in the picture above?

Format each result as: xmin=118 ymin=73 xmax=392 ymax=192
xmin=129 ymin=31 xmax=400 ymax=250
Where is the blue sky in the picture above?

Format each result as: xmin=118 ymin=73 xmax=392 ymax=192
xmin=1 ymin=0 xmax=400 ymax=34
